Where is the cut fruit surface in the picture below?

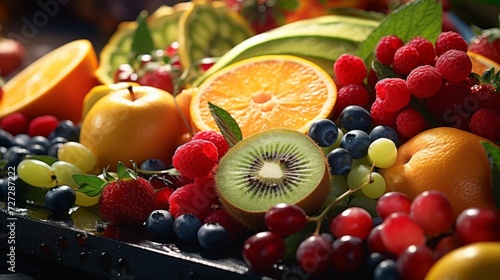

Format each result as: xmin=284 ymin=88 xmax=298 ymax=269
xmin=190 ymin=55 xmax=337 ymax=138
xmin=468 ymin=51 xmax=500 ymax=75
xmin=0 ymin=39 xmax=98 ymax=123
xmin=215 ymin=128 xmax=330 ymax=229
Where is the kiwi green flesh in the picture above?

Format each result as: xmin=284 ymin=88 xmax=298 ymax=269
xmin=215 ymin=129 xmax=330 ymax=228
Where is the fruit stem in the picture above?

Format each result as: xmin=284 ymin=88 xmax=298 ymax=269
xmin=128 ymin=86 xmax=136 ymax=101
xmin=309 ymin=162 xmax=377 ymax=235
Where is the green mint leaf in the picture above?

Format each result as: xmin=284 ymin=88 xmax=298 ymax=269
xmin=357 ymin=0 xmax=442 ymax=64
xmin=73 ymin=174 xmax=107 ymax=197
xmin=131 ymin=10 xmax=155 ymax=60
xmin=25 ymin=155 xmax=59 ymax=166
xmin=482 ymin=142 xmax=500 ymax=210
xmin=371 ymin=60 xmax=401 ymax=80
xmin=208 ymin=102 xmax=242 ymax=148
xmin=409 ymin=96 xmax=442 ymax=128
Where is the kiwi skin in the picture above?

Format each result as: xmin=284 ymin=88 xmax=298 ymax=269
xmin=214 ymin=129 xmax=331 ymax=230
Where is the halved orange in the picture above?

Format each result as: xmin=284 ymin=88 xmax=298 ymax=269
xmin=0 ymin=39 xmax=99 ymax=123
xmin=468 ymin=51 xmax=500 ymax=75
xmin=190 ymin=55 xmax=337 ymax=138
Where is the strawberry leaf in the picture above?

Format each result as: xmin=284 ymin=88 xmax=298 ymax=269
xmin=357 ymin=0 xmax=442 ymax=64
xmin=482 ymin=142 xmax=500 ymax=209
xmin=208 ymin=102 xmax=242 ymax=148
xmin=73 ymin=174 xmax=107 ymax=197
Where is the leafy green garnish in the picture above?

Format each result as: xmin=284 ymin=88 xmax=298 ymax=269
xmin=73 ymin=161 xmax=135 ymax=197
xmin=131 ymin=10 xmax=156 ymax=63
xmin=357 ymin=0 xmax=442 ymax=64
xmin=24 ymin=155 xmax=59 ymax=166
xmin=208 ymin=102 xmax=243 ymax=148
xmin=482 ymin=142 xmax=500 ymax=209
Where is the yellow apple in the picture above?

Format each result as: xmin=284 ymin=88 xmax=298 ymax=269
xmin=79 ymin=85 xmax=184 ymax=171
xmin=81 ymin=82 xmax=140 ymax=121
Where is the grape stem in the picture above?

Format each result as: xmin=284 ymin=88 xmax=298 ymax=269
xmin=309 ymin=162 xmax=377 ymax=235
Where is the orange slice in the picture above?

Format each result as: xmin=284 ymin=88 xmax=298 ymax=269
xmin=0 ymin=39 xmax=98 ymax=123
xmin=190 ymin=55 xmax=337 ymax=138
xmin=468 ymin=51 xmax=500 ymax=75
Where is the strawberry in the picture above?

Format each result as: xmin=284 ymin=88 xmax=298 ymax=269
xmin=468 ymin=28 xmax=500 ymax=65
xmin=74 ymin=162 xmax=155 ymax=226
xmin=470 ymin=67 xmax=500 ymax=114
xmin=138 ymin=65 xmax=175 ymax=94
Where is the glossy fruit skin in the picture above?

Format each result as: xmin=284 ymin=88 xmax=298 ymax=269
xmin=307 ymin=119 xmax=339 ymax=147
xmin=173 ymin=213 xmax=202 ymax=243
xmin=242 ymin=231 xmax=285 ymax=270
xmin=455 ymin=208 xmax=500 ymax=244
xmin=99 ymin=177 xmax=155 ymax=226
xmin=468 ymin=28 xmax=500 ymax=65
xmin=197 ymin=223 xmax=230 ymax=250
xmin=48 ymin=120 xmax=79 ymax=142
xmin=339 ymin=105 xmax=372 ymax=132
xmin=410 ymin=190 xmax=454 ymax=236
xmin=80 ymin=86 xmax=184 ymax=170
xmin=340 ymin=129 xmax=372 ymax=159
xmin=369 ymin=125 xmax=398 ymax=144
xmin=331 ymin=235 xmax=365 ymax=272
xmin=380 ymin=127 xmax=498 ymax=218
xmin=0 ymin=37 xmax=25 ymax=77
xmin=326 ymin=148 xmax=352 ymax=175
xmin=330 ymin=207 xmax=373 ymax=240
xmin=44 ymin=185 xmax=76 ymax=214
xmin=140 ymin=159 xmax=168 ymax=171
xmin=145 ymin=210 xmax=174 ymax=241
xmin=296 ymin=234 xmax=334 ymax=275
xmin=264 ymin=203 xmax=308 ymax=236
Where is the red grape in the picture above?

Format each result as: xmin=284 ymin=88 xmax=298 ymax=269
xmin=242 ymin=231 xmax=285 ymax=270
xmin=410 ymin=190 xmax=454 ymax=236
xmin=264 ymin=203 xmax=308 ymax=236
xmin=331 ymin=235 xmax=366 ymax=272
xmin=367 ymin=224 xmax=390 ymax=253
xmin=380 ymin=212 xmax=426 ymax=255
xmin=329 ymin=207 xmax=373 ymax=240
xmin=434 ymin=235 xmax=462 ymax=259
xmin=455 ymin=207 xmax=500 ymax=244
xmin=397 ymin=245 xmax=435 ymax=280
xmin=296 ymin=235 xmax=334 ymax=275
xmin=376 ymin=191 xmax=412 ymax=219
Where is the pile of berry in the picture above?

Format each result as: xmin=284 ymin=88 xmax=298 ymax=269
xmin=333 ymin=31 xmax=500 ymax=144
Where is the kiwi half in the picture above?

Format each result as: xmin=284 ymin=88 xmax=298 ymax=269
xmin=215 ymin=128 xmax=330 ymax=229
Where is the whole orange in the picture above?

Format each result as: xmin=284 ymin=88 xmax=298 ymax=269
xmin=79 ymin=86 xmax=184 ymax=171
xmin=380 ymin=127 xmax=499 ymax=217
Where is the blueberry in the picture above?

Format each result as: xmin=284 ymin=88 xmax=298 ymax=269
xmin=173 ymin=213 xmax=202 ymax=243
xmin=339 ymin=105 xmax=372 ymax=132
xmin=13 ymin=134 xmax=30 ymax=148
xmin=0 ymin=129 xmax=15 ymax=148
xmin=197 ymin=223 xmax=230 ymax=250
xmin=28 ymin=136 xmax=51 ymax=149
xmin=140 ymin=159 xmax=168 ymax=171
xmin=363 ymin=252 xmax=393 ymax=278
xmin=369 ymin=125 xmax=398 ymax=145
xmin=47 ymin=143 xmax=63 ymax=158
xmin=49 ymin=136 xmax=69 ymax=146
xmin=49 ymin=120 xmax=79 ymax=142
xmin=145 ymin=210 xmax=174 ymax=241
xmin=3 ymin=146 xmax=31 ymax=168
xmin=307 ymin=119 xmax=339 ymax=147
xmin=28 ymin=143 xmax=48 ymax=155
xmin=326 ymin=148 xmax=352 ymax=175
xmin=373 ymin=259 xmax=398 ymax=280
xmin=340 ymin=130 xmax=372 ymax=159
xmin=44 ymin=185 xmax=76 ymax=214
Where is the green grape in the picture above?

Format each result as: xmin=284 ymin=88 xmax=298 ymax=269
xmin=52 ymin=161 xmax=81 ymax=189
xmin=360 ymin=171 xmax=386 ymax=199
xmin=348 ymin=196 xmax=378 ymax=217
xmin=75 ymin=191 xmax=100 ymax=207
xmin=57 ymin=141 xmax=97 ymax=173
xmin=346 ymin=164 xmax=371 ymax=195
xmin=367 ymin=138 xmax=397 ymax=168
xmin=17 ymin=159 xmax=56 ymax=188
xmin=323 ymin=175 xmax=349 ymax=208
xmin=352 ymin=156 xmax=371 ymax=168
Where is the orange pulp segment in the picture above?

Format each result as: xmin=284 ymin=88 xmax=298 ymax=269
xmin=190 ymin=55 xmax=337 ymax=138
xmin=468 ymin=51 xmax=500 ymax=75
xmin=0 ymin=39 xmax=99 ymax=123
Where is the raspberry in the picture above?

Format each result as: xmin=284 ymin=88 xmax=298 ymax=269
xmin=375 ymin=35 xmax=404 ymax=65
xmin=172 ymin=139 xmax=218 ymax=180
xmin=396 ymin=108 xmax=428 ymax=140
xmin=0 ymin=112 xmax=29 ymax=135
xmin=192 ymin=130 xmax=229 ymax=160
xmin=392 ymin=45 xmax=423 ymax=76
xmin=375 ymin=78 xmax=412 ymax=112
xmin=27 ymin=115 xmax=59 ymax=137
xmin=370 ymin=98 xmax=399 ymax=129
xmin=406 ymin=37 xmax=436 ymax=65
xmin=332 ymin=84 xmax=370 ymax=119
xmin=168 ymin=176 xmax=218 ymax=220
xmin=425 ymin=82 xmax=471 ymax=129
xmin=470 ymin=84 xmax=500 ymax=114
xmin=333 ymin=54 xmax=367 ymax=85
xmin=406 ymin=65 xmax=443 ymax=98
xmin=204 ymin=208 xmax=246 ymax=241
xmin=435 ymin=50 xmax=472 ymax=83
xmin=153 ymin=187 xmax=174 ymax=210
xmin=469 ymin=108 xmax=500 ymax=143
xmin=435 ymin=31 xmax=468 ymax=57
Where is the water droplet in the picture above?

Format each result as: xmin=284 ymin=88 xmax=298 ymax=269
xmin=40 ymin=243 xmax=52 ymax=254
xmin=58 ymin=236 xmax=67 ymax=249
xmin=80 ymin=251 xmax=88 ymax=263
xmin=75 ymin=233 xmax=88 ymax=247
